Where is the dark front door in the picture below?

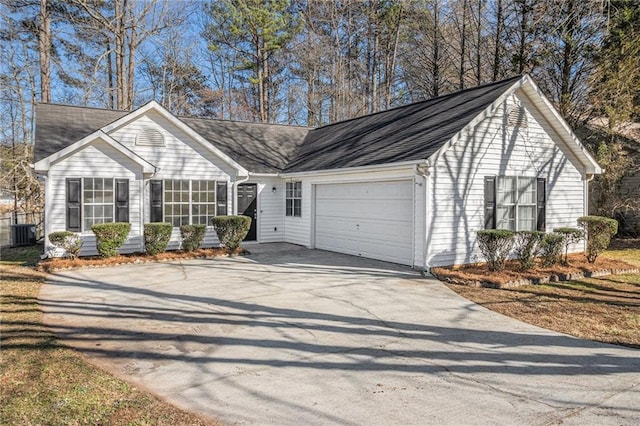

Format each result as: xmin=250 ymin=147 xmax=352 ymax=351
xmin=237 ymin=183 xmax=257 ymax=241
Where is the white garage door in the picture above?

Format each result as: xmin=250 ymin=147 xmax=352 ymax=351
xmin=314 ymin=180 xmax=414 ymax=265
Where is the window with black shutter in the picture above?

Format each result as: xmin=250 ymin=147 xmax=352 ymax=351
xmin=484 ymin=176 xmax=496 ymax=229
xmin=115 ymin=179 xmax=129 ymax=222
xmin=216 ymin=182 xmax=227 ymax=216
xmin=66 ymin=178 xmax=81 ymax=231
xmin=537 ymin=178 xmax=546 ymax=231
xmin=150 ymin=180 xmax=163 ymax=222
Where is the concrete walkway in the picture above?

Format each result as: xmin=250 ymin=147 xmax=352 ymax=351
xmin=41 ymin=243 xmax=639 ymax=425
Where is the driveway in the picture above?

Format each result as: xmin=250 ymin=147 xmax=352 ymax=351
xmin=41 ymin=243 xmax=639 ymax=425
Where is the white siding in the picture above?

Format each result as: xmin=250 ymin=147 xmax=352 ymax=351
xmin=46 ymin=139 xmax=143 ymax=256
xmin=111 ymin=111 xmax=236 ymax=250
xmin=426 ymin=90 xmax=586 ymax=267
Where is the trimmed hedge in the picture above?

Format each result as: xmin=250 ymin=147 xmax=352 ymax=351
xmin=514 ymin=231 xmax=544 ymax=270
xmin=577 ymin=216 xmax=618 ymax=263
xmin=476 ymin=229 xmax=515 ymax=271
xmin=212 ymin=215 xmax=251 ymax=250
xmin=553 ymin=227 xmax=584 ymax=265
xmin=540 ymin=232 xmax=564 ymax=266
xmin=48 ymin=231 xmax=83 ymax=259
xmin=180 ymin=224 xmax=206 ymax=252
xmin=144 ymin=223 xmax=173 ymax=255
xmin=91 ymin=222 xmax=131 ymax=257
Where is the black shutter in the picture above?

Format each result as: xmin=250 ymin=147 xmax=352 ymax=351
xmin=150 ymin=180 xmax=163 ymax=222
xmin=484 ymin=176 xmax=496 ymax=229
xmin=537 ymin=178 xmax=546 ymax=231
xmin=66 ymin=178 xmax=81 ymax=231
xmin=216 ymin=182 xmax=227 ymax=216
xmin=115 ymin=179 xmax=129 ymax=222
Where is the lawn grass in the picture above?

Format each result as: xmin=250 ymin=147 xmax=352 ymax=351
xmin=447 ymin=240 xmax=640 ymax=348
xmin=0 ymin=247 xmax=218 ymax=425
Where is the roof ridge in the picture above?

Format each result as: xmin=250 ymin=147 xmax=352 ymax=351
xmin=310 ymin=75 xmax=523 ymax=132
xmin=37 ymin=102 xmax=131 ymax=113
xmin=181 ymin=115 xmax=312 ymax=129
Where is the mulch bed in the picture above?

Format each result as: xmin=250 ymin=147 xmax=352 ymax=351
xmin=37 ymin=247 xmax=245 ymax=273
xmin=432 ymin=253 xmax=638 ymax=288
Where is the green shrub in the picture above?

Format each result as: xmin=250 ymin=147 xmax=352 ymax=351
xmin=48 ymin=231 xmax=83 ymax=259
xmin=577 ymin=216 xmax=618 ymax=263
xmin=514 ymin=231 xmax=544 ymax=270
xmin=540 ymin=232 xmax=564 ymax=267
xmin=143 ymin=223 xmax=172 ymax=255
xmin=211 ymin=215 xmax=251 ymax=250
xmin=476 ymin=229 xmax=515 ymax=271
xmin=553 ymin=227 xmax=584 ymax=265
xmin=180 ymin=224 xmax=207 ymax=252
xmin=91 ymin=222 xmax=131 ymax=257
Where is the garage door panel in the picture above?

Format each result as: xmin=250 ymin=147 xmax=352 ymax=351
xmin=314 ymin=180 xmax=413 ymax=265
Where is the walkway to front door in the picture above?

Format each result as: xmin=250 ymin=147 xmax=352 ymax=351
xmin=237 ymin=183 xmax=257 ymax=241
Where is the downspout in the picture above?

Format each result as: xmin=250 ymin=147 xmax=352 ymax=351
xmin=584 ymin=172 xmax=595 ymax=252
xmin=233 ymin=173 xmax=250 ymax=215
xmin=414 ymin=162 xmax=430 ymax=276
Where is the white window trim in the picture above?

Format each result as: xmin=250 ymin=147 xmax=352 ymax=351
xmin=496 ymin=176 xmax=537 ymax=232
xmin=286 ymin=181 xmax=302 ymax=217
xmin=82 ymin=177 xmax=115 ymax=232
xmin=162 ymin=179 xmax=226 ymax=227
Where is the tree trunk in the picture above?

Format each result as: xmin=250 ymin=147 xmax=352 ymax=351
xmin=492 ymin=0 xmax=503 ymax=81
xmin=459 ymin=0 xmax=468 ymax=90
xmin=38 ymin=0 xmax=51 ymax=103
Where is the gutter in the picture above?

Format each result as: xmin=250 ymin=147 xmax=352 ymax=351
xmin=280 ymin=159 xmax=429 ymax=178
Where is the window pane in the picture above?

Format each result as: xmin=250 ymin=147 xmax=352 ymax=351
xmin=519 ymin=177 xmax=535 ymax=205
xmin=286 ymin=199 xmax=293 ymax=216
xmin=497 ymin=206 xmax=515 ymax=231
xmin=294 ymin=199 xmax=301 ymax=217
xmin=498 ymin=177 xmax=516 ymax=204
xmin=518 ymin=206 xmax=536 ymax=231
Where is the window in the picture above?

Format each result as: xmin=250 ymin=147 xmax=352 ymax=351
xmin=83 ymin=178 xmax=114 ymax=230
xmin=191 ymin=180 xmax=216 ymax=225
xmin=151 ymin=179 xmax=228 ymax=226
xmin=164 ymin=179 xmax=190 ymax=227
xmin=485 ymin=176 xmax=545 ymax=232
xmin=286 ymin=181 xmax=302 ymax=217
xmin=66 ymin=178 xmax=129 ymax=232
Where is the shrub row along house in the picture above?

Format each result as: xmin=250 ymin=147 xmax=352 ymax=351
xmin=33 ymin=75 xmax=601 ymax=269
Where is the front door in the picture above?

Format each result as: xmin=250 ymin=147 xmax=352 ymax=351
xmin=237 ymin=183 xmax=257 ymax=241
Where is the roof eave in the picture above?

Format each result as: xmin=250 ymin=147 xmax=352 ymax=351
xmin=280 ymin=158 xmax=428 ymax=177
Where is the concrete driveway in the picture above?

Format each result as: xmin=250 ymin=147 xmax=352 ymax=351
xmin=41 ymin=243 xmax=639 ymax=425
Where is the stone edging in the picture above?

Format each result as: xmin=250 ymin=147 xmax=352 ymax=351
xmin=434 ymin=267 xmax=639 ymax=289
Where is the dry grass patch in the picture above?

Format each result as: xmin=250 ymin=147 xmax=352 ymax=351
xmin=0 ymin=262 xmax=219 ymax=425
xmin=444 ymin=243 xmax=640 ymax=348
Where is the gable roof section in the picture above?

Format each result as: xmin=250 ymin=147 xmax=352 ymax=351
xmin=283 ymin=76 xmax=523 ymax=173
xmin=33 ymin=129 xmax=157 ymax=173
xmin=34 ymin=102 xmax=310 ymax=174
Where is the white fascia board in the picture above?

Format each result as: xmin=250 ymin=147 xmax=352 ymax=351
xmin=279 ymin=159 xmax=427 ymax=178
xmin=520 ymin=77 xmax=602 ymax=174
xmin=100 ymin=100 xmax=249 ymax=176
xmin=33 ymin=130 xmax=157 ymax=174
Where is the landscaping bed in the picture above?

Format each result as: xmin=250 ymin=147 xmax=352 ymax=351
xmin=432 ymin=253 xmax=638 ymax=288
xmin=38 ymin=246 xmax=245 ymax=272
xmin=442 ymin=244 xmax=640 ymax=348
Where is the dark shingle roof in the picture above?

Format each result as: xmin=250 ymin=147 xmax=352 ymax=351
xmin=34 ymin=104 xmax=128 ymax=162
xmin=283 ymin=75 xmax=522 ymax=173
xmin=180 ymin=117 xmax=309 ymax=174
xmin=34 ymin=103 xmax=310 ymax=173
xmin=35 ymin=76 xmax=521 ymax=174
